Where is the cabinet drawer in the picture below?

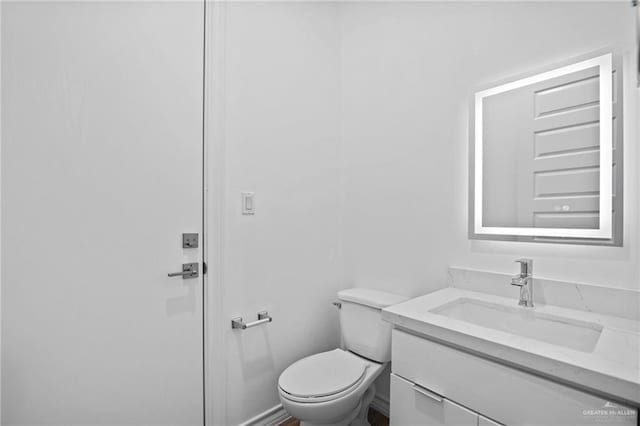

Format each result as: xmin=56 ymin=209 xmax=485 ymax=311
xmin=479 ymin=415 xmax=503 ymax=426
xmin=390 ymin=373 xmax=477 ymax=426
xmin=392 ymin=329 xmax=637 ymax=426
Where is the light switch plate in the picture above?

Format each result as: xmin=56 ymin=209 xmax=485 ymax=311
xmin=242 ymin=192 xmax=255 ymax=215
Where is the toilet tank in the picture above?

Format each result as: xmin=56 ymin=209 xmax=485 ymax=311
xmin=337 ymin=288 xmax=409 ymax=363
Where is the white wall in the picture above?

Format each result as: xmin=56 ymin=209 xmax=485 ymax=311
xmin=206 ymin=3 xmax=344 ymax=424
xmin=341 ymin=1 xmax=638 ymax=295
xmin=449 ymin=5 xmax=639 ymax=290
xmin=340 ymin=0 xmax=638 ymax=407
xmin=209 ymin=2 xmax=638 ymax=423
xmin=0 ymin=2 xmax=3 ymax=419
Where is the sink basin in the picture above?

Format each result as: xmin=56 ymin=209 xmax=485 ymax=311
xmin=431 ymin=298 xmax=603 ymax=352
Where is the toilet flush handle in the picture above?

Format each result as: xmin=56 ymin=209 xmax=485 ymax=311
xmin=332 ymin=302 xmax=342 ymax=309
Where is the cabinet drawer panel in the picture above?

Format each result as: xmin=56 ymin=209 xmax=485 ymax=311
xmin=390 ymin=373 xmax=477 ymax=426
xmin=479 ymin=415 xmax=503 ymax=426
xmin=392 ymin=329 xmax=637 ymax=426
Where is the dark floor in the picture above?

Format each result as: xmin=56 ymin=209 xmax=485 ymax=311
xmin=279 ymin=407 xmax=389 ymax=426
xmin=367 ymin=408 xmax=390 ymax=426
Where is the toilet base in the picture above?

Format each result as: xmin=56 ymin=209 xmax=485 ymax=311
xmin=299 ymin=384 xmax=376 ymax=426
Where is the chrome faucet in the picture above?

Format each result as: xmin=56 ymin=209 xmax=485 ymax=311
xmin=511 ymin=258 xmax=534 ymax=307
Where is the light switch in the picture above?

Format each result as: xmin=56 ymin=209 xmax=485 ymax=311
xmin=242 ymin=192 xmax=255 ymax=215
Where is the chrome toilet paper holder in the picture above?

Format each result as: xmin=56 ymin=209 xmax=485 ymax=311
xmin=231 ymin=311 xmax=273 ymax=330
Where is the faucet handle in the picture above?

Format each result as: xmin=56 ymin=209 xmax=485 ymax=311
xmin=514 ymin=258 xmax=533 ymax=275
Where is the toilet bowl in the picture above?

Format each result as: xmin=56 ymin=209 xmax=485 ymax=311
xmin=278 ymin=288 xmax=408 ymax=426
xmin=278 ymin=349 xmax=384 ymax=426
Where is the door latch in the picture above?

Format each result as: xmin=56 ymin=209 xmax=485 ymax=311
xmin=168 ymin=263 xmax=199 ymax=279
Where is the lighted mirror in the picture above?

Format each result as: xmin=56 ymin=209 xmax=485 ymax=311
xmin=470 ymin=53 xmax=623 ymax=244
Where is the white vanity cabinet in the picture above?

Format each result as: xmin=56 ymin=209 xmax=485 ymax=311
xmin=478 ymin=416 xmax=501 ymax=426
xmin=390 ymin=329 xmax=638 ymax=426
xmin=390 ymin=373 xmax=478 ymax=425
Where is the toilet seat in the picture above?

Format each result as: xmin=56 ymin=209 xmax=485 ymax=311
xmin=279 ymin=349 xmax=368 ymax=403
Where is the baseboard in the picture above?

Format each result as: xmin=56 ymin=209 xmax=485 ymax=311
xmin=238 ymin=395 xmax=388 ymax=426
xmin=370 ymin=394 xmax=390 ymax=417
xmin=238 ymin=403 xmax=289 ymax=426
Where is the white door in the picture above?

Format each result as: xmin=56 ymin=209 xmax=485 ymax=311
xmin=523 ymin=66 xmax=603 ymax=230
xmin=2 ymin=2 xmax=204 ymax=425
xmin=527 ymin=61 xmax=622 ymax=237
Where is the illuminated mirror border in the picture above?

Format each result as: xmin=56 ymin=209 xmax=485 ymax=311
xmin=473 ymin=53 xmax=613 ymax=239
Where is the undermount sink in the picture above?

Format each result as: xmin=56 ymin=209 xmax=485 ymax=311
xmin=431 ymin=298 xmax=603 ymax=352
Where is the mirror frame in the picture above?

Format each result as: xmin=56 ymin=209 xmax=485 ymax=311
xmin=472 ymin=53 xmax=613 ymax=240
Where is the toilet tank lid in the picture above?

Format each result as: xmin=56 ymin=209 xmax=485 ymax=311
xmin=337 ymin=288 xmax=409 ymax=309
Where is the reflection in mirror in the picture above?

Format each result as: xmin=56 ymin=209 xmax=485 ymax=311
xmin=470 ymin=53 xmax=623 ymax=244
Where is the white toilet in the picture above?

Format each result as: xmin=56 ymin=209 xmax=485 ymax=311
xmin=278 ymin=288 xmax=408 ymax=426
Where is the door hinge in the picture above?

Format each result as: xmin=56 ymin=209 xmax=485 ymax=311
xmin=203 ymin=262 xmax=208 ymax=275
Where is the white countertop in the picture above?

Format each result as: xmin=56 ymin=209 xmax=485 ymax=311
xmin=382 ymin=287 xmax=640 ymax=406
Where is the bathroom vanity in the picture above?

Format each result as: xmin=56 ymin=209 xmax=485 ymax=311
xmin=428 ymin=48 xmax=639 ymax=425
xmin=382 ymin=287 xmax=640 ymax=425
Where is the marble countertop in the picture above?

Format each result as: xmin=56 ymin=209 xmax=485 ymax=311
xmin=382 ymin=287 xmax=640 ymax=406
